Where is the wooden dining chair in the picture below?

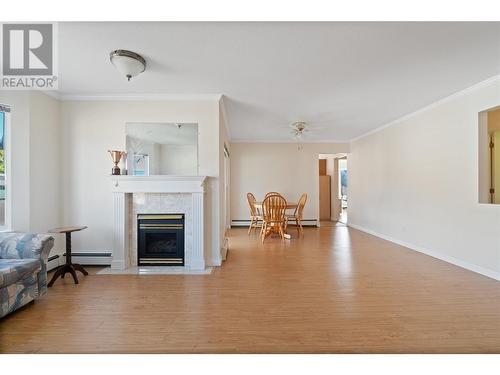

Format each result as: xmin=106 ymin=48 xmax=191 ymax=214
xmin=261 ymin=194 xmax=287 ymax=242
xmin=265 ymin=192 xmax=281 ymax=198
xmin=285 ymin=193 xmax=308 ymax=236
xmin=246 ymin=193 xmax=263 ymax=235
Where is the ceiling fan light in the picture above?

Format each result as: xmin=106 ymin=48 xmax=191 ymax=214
xmin=110 ymin=50 xmax=146 ymax=81
xmin=290 ymin=121 xmax=308 ymax=140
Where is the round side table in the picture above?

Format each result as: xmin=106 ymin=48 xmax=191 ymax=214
xmin=47 ymin=226 xmax=89 ymax=287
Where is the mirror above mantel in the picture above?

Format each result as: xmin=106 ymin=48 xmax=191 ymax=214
xmin=125 ymin=122 xmax=199 ymax=176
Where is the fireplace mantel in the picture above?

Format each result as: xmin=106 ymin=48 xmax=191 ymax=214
xmin=109 ymin=175 xmax=207 ymax=193
xmin=109 ymin=175 xmax=208 ymax=271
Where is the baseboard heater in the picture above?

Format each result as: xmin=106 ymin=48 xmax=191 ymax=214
xmin=65 ymin=252 xmax=112 ymax=266
xmin=47 ymin=255 xmax=60 ymax=272
xmin=231 ymin=219 xmax=318 ymax=227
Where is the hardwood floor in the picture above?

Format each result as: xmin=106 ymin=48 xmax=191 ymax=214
xmin=1 ymin=226 xmax=500 ymax=353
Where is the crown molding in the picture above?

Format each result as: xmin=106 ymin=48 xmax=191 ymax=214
xmin=57 ymin=93 xmax=223 ymax=101
xmin=40 ymin=90 xmax=62 ymax=100
xmin=230 ymin=139 xmax=350 ymax=144
xmin=350 ymin=73 xmax=500 ymax=143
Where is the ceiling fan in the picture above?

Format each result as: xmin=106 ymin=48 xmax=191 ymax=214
xmin=289 ymin=121 xmax=309 ymax=140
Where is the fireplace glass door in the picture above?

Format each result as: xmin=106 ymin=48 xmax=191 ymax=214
xmin=137 ymin=214 xmax=185 ymax=266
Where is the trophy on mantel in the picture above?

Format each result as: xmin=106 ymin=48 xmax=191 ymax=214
xmin=108 ymin=150 xmax=127 ymax=175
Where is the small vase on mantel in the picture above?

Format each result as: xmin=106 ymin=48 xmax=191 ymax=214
xmin=119 ymin=156 xmax=128 ymax=175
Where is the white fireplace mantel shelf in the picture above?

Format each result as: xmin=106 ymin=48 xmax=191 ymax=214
xmin=109 ymin=175 xmax=207 ymax=193
xmin=108 ymin=175 xmax=208 ymax=271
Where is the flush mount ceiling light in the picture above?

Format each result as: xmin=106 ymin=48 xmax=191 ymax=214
xmin=109 ymin=50 xmax=146 ymax=81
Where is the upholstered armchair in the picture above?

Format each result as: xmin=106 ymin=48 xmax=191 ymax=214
xmin=0 ymin=233 xmax=54 ymax=318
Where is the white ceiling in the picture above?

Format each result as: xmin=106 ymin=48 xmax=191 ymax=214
xmin=57 ymin=22 xmax=500 ymax=141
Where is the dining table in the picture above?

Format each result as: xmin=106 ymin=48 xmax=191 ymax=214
xmin=253 ymin=201 xmax=298 ymax=211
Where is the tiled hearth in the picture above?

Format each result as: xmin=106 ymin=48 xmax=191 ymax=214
xmin=98 ymin=266 xmax=212 ymax=275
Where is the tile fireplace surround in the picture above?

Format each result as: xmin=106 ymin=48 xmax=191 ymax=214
xmin=108 ymin=175 xmax=207 ymax=271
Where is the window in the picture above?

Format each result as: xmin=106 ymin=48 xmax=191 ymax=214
xmin=0 ymin=105 xmax=9 ymax=228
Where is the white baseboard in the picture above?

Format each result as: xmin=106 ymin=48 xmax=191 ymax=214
xmin=348 ymin=223 xmax=500 ymax=281
xmin=211 ymin=256 xmax=222 ymax=267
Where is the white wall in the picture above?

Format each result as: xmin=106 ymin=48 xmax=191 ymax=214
xmin=230 ymin=142 xmax=350 ymax=223
xmin=29 ymin=92 xmax=62 ymax=239
xmin=60 ymin=99 xmax=222 ymax=266
xmin=349 ymin=76 xmax=500 ymax=279
xmin=0 ymin=91 xmax=63 ymax=256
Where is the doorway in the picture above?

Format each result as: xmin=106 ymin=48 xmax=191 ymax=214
xmin=478 ymin=106 xmax=500 ymax=204
xmin=223 ymin=144 xmax=231 ymax=230
xmin=318 ymin=154 xmax=348 ymax=226
xmin=222 ymin=144 xmax=230 ymax=261
xmin=492 ymin=131 xmax=500 ymax=204
xmin=338 ymin=157 xmax=348 ymax=224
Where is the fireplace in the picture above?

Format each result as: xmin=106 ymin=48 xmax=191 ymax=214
xmin=137 ymin=214 xmax=185 ymax=266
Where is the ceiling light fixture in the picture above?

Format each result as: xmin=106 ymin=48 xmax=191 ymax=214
xmin=290 ymin=121 xmax=309 ymax=151
xmin=110 ymin=50 xmax=146 ymax=81
xmin=290 ymin=121 xmax=307 ymax=138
